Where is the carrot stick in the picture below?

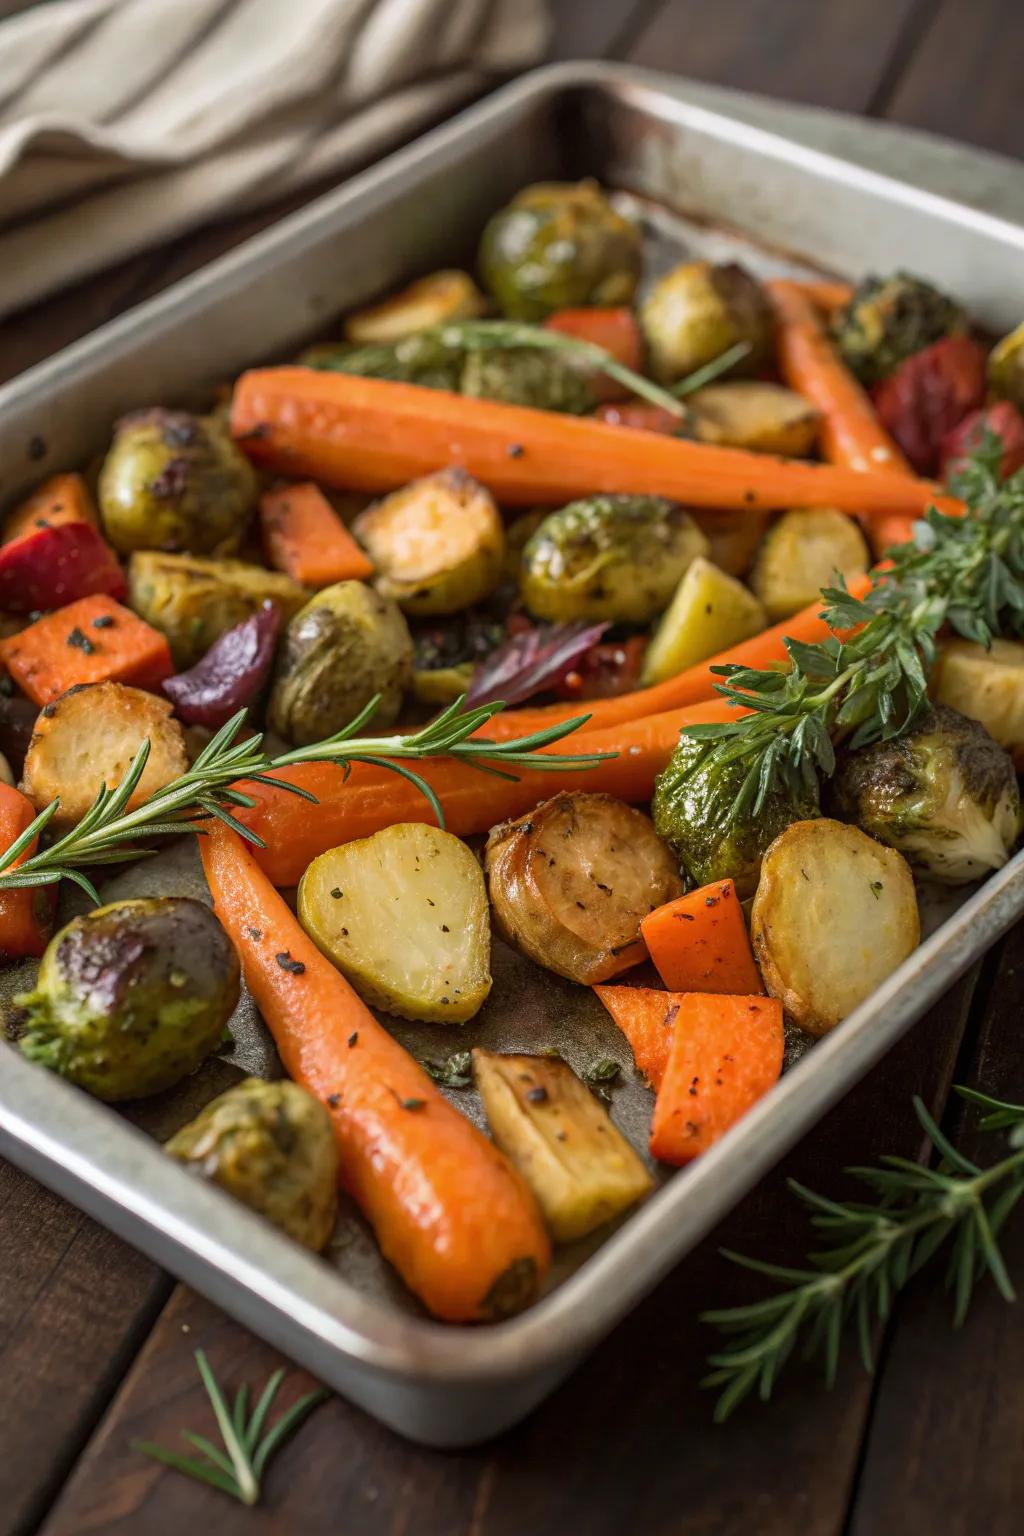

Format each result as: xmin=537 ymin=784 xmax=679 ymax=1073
xmin=0 ymin=594 xmax=173 ymax=706
xmin=234 ymin=697 xmax=739 ymax=887
xmin=793 ymin=279 xmax=854 ymax=315
xmin=4 ymin=473 xmax=97 ymax=543
xmin=0 ymin=782 xmax=54 ymax=960
xmin=648 ymin=992 xmax=783 ymax=1164
xmin=231 ymin=368 xmax=962 ymax=523
xmin=260 ymin=481 xmax=373 ymax=586
xmin=544 ymin=306 xmax=643 ymax=399
xmin=593 ymin=983 xmax=681 ymax=1090
xmin=640 ymin=879 xmax=763 ymax=995
xmin=199 ymin=825 xmax=549 ymax=1321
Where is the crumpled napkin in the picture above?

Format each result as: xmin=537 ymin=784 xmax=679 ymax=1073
xmin=0 ymin=0 xmax=549 ymax=318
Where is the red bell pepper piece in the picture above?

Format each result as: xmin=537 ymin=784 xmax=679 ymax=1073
xmin=871 ymin=335 xmax=987 ymax=475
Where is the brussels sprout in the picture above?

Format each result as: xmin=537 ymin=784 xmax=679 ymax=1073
xmin=166 ymin=1077 xmax=338 ymax=1250
xmin=831 ymin=272 xmax=967 ymax=386
xmin=830 ymin=704 xmax=1019 ymax=884
xmin=640 ymin=261 xmax=773 ymax=384
xmin=411 ymin=610 xmax=503 ymax=703
xmin=988 ymin=321 xmax=1024 ymax=411
xmin=129 ymin=551 xmax=307 ymax=668
xmin=478 ymin=181 xmax=642 ymax=321
xmin=98 ymin=410 xmax=257 ymax=557
xmin=17 ymin=898 xmax=240 ymax=1102
xmin=268 ymin=580 xmax=413 ymax=745
xmin=652 ymin=733 xmax=820 ymax=897
xmin=519 ymin=495 xmax=708 ymax=624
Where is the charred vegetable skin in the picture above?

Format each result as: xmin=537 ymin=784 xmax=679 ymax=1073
xmin=478 ymin=181 xmax=642 ymax=321
xmin=18 ymin=898 xmax=240 ymax=1101
xmin=641 ymin=261 xmax=773 ymax=383
xmin=831 ymin=273 xmax=967 ymax=386
xmin=99 ymin=410 xmax=257 ymax=556
xmin=166 ymin=1077 xmax=338 ymax=1250
xmin=129 ymin=551 xmax=307 ymax=669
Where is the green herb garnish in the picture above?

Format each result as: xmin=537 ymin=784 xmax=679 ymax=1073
xmin=423 ymin=1050 xmax=473 ymax=1089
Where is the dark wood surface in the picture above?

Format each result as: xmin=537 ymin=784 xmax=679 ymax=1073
xmin=3 ymin=4 xmax=1024 ymax=1533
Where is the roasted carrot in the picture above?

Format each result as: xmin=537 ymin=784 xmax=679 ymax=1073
xmin=793 ymin=278 xmax=854 ymax=315
xmin=231 ymin=368 xmax=961 ymax=523
xmin=640 ymin=879 xmax=764 ymax=995
xmin=648 ymin=993 xmax=783 ymax=1164
xmin=544 ymin=306 xmax=643 ymax=398
xmin=199 ymin=825 xmax=549 ymax=1321
xmin=4 ymin=473 xmax=97 ymax=543
xmin=260 ymin=481 xmax=373 ymax=586
xmin=0 ymin=594 xmax=173 ymax=706
xmin=234 ymin=697 xmax=741 ymax=887
xmin=593 ymin=983 xmax=681 ymax=1089
xmin=0 ymin=782 xmax=53 ymax=960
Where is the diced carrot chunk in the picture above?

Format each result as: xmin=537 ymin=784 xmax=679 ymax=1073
xmin=260 ymin=481 xmax=372 ymax=586
xmin=0 ymin=595 xmax=173 ymax=705
xmin=640 ymin=879 xmax=763 ymax=995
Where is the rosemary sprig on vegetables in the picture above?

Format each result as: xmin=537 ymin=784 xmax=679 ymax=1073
xmin=702 ymin=1085 xmax=1024 ymax=1421
xmin=132 ymin=1350 xmax=327 ymax=1505
xmin=0 ymin=694 xmax=611 ymax=902
xmin=684 ymin=439 xmax=1024 ymax=821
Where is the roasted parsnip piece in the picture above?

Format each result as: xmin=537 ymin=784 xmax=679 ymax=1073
xmin=472 ymin=1050 xmax=653 ymax=1242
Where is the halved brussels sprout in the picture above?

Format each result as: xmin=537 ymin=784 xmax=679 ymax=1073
xmin=128 ymin=551 xmax=307 ymax=668
xmin=519 ymin=495 xmax=709 ymax=624
xmin=18 ymin=897 xmax=240 ymax=1101
xmin=478 ymin=181 xmax=642 ymax=321
xmin=344 ymin=269 xmax=486 ymax=344
xmin=167 ymin=1077 xmax=338 ymax=1250
xmin=988 ymin=321 xmax=1024 ymax=411
xmin=831 ymin=272 xmax=967 ymax=386
xmin=98 ymin=410 xmax=257 ymax=557
xmin=640 ymin=261 xmax=773 ymax=383
xmin=268 ymin=580 xmax=413 ymax=744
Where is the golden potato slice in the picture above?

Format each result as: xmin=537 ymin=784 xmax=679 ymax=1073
xmin=21 ymin=681 xmax=188 ymax=827
xmin=932 ymin=638 xmax=1024 ymax=755
xmin=485 ymin=791 xmax=683 ymax=984
xmin=751 ymin=818 xmax=920 ymax=1036
xmin=344 ymin=270 xmax=486 ymax=344
xmin=473 ymin=1050 xmax=653 ymax=1242
xmin=690 ymin=381 xmax=820 ymax=457
xmin=641 ymin=555 xmax=766 ymax=684
xmin=297 ymin=822 xmax=492 ymax=1022
xmin=751 ymin=507 xmax=869 ymax=622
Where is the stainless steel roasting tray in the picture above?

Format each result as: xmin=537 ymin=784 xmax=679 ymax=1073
xmin=2 ymin=62 xmax=1024 ymax=1448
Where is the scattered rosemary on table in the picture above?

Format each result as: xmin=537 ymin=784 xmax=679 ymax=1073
xmin=0 ymin=693 xmax=611 ymax=904
xmin=132 ymin=1350 xmax=327 ymax=1506
xmin=702 ymin=1085 xmax=1024 ymax=1421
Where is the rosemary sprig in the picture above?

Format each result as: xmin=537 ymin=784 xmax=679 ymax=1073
xmin=0 ymin=695 xmax=611 ymax=902
xmin=132 ymin=1350 xmax=327 ymax=1505
xmin=702 ymin=1086 xmax=1024 ymax=1421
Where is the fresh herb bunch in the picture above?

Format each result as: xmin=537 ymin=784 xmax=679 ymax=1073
xmin=703 ymin=1085 xmax=1024 ymax=1421
xmin=0 ymin=694 xmax=610 ymax=904
xmin=683 ymin=438 xmax=1024 ymax=822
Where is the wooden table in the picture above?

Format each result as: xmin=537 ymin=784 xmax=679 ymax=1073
xmin=2 ymin=3 xmax=1024 ymax=1531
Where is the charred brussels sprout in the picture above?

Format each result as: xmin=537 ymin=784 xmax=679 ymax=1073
xmin=652 ymin=734 xmax=820 ymax=898
xmin=98 ymin=410 xmax=257 ymax=557
xmin=989 ymin=321 xmax=1024 ymax=411
xmin=520 ymin=495 xmax=708 ymax=624
xmin=129 ymin=550 xmax=307 ymax=668
xmin=268 ymin=580 xmax=413 ymax=745
xmin=166 ymin=1077 xmax=338 ymax=1250
xmin=831 ymin=704 xmax=1019 ymax=884
xmin=640 ymin=261 xmax=773 ymax=384
xmin=17 ymin=898 xmax=240 ymax=1101
xmin=479 ymin=181 xmax=642 ymax=321
xmin=832 ymin=273 xmax=967 ymax=386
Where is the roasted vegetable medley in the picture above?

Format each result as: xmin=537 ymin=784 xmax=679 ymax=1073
xmin=3 ymin=177 xmax=1024 ymax=1324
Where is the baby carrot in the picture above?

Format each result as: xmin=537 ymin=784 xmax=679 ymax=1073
xmin=199 ymin=825 xmax=549 ymax=1322
xmin=260 ymin=481 xmax=373 ymax=586
xmin=640 ymin=879 xmax=763 ymax=995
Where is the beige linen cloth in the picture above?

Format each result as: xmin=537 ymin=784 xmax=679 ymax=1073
xmin=0 ymin=0 xmax=549 ymax=318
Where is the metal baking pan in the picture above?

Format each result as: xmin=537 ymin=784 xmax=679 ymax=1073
xmin=3 ymin=62 xmax=1024 ymax=1448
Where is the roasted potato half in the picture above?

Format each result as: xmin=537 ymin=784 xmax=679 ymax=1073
xmin=751 ymin=507 xmax=869 ymax=622
xmin=298 ymin=822 xmax=492 ymax=1022
xmin=932 ymin=638 xmax=1024 ymax=756
xmin=689 ymin=381 xmax=820 ymax=457
xmin=751 ymin=818 xmax=920 ymax=1036
xmin=473 ymin=1050 xmax=653 ymax=1242
xmin=485 ymin=791 xmax=683 ymax=984
xmin=344 ymin=269 xmax=486 ymax=344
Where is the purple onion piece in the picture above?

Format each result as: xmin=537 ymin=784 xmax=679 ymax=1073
xmin=465 ymin=620 xmax=610 ymax=709
xmin=163 ymin=602 xmax=281 ymax=728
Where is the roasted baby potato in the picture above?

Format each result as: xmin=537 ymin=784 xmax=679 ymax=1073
xmin=18 ymin=897 xmax=240 ymax=1100
xmin=520 ymin=495 xmax=708 ymax=625
xmin=689 ymin=381 xmax=820 ymax=457
xmin=166 ymin=1077 xmax=338 ymax=1249
xmin=751 ymin=507 xmax=869 ymax=622
xmin=298 ymin=823 xmax=492 ymax=1021
xmin=832 ymin=272 xmax=967 ymax=386
xmin=932 ymin=637 xmax=1024 ymax=754
xmin=98 ymin=409 xmax=257 ymax=557
xmin=21 ymin=681 xmax=188 ymax=826
xmin=641 ymin=555 xmax=766 ymax=684
xmin=989 ymin=321 xmax=1024 ymax=410
xmin=353 ymin=470 xmax=505 ymax=616
xmin=478 ymin=180 xmax=642 ymax=321
xmin=129 ymin=551 xmax=307 ymax=668
xmin=751 ymin=818 xmax=920 ymax=1035
xmin=640 ymin=260 xmax=773 ymax=383
xmin=473 ymin=1050 xmax=652 ymax=1242
xmin=485 ymin=791 xmax=683 ymax=984
xmin=268 ymin=581 xmax=413 ymax=744
xmin=344 ymin=269 xmax=486 ymax=344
